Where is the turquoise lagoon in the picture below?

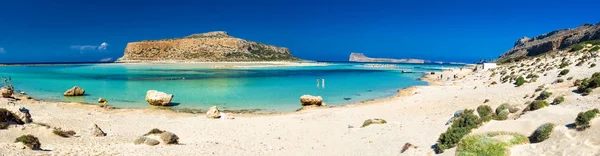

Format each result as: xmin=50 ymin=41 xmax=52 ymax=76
xmin=0 ymin=62 xmax=461 ymax=112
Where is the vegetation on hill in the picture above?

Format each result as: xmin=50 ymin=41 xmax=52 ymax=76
xmin=436 ymin=109 xmax=482 ymax=153
xmin=575 ymin=109 xmax=599 ymax=131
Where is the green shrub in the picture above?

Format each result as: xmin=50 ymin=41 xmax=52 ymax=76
xmin=14 ymin=135 xmax=41 ymax=150
xmin=570 ymin=44 xmax=584 ymax=52
xmin=577 ymin=72 xmax=600 ymax=95
xmin=591 ymin=63 xmax=596 ymax=68
xmin=361 ymin=118 xmax=387 ymax=127
xmin=567 ymin=77 xmax=573 ymax=80
xmin=436 ymin=109 xmax=482 ymax=153
xmin=535 ymin=85 xmax=545 ymax=92
xmin=457 ymin=132 xmax=529 ymax=156
xmin=552 ymin=96 xmax=565 ymax=104
xmin=559 ymin=69 xmax=569 ymax=76
xmin=0 ymin=108 xmax=15 ymax=129
xmin=494 ymin=110 xmax=509 ymax=121
xmin=529 ymin=123 xmax=554 ymax=143
xmin=527 ymin=100 xmax=549 ymax=111
xmin=559 ymin=62 xmax=570 ymax=69
xmin=575 ymin=109 xmax=600 ymax=131
xmin=53 ymin=129 xmax=76 ymax=138
xmin=536 ymin=91 xmax=552 ymax=100
xmin=555 ymin=78 xmax=564 ymax=83
xmin=477 ymin=105 xmax=494 ymax=122
xmin=590 ymin=46 xmax=600 ymax=52
xmin=515 ymin=76 xmax=526 ymax=87
xmin=144 ymin=128 xmax=165 ymax=136
xmin=495 ymin=103 xmax=509 ymax=115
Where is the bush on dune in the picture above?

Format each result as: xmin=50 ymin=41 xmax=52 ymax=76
xmin=515 ymin=76 xmax=526 ymax=87
xmin=559 ymin=69 xmax=569 ymax=76
xmin=536 ymin=91 xmax=552 ymax=100
xmin=552 ymin=96 xmax=565 ymax=105
xmin=575 ymin=109 xmax=600 ymax=131
xmin=529 ymin=123 xmax=554 ymax=143
xmin=436 ymin=109 xmax=482 ymax=153
xmin=14 ymin=135 xmax=41 ymax=150
xmin=456 ymin=132 xmax=529 ymax=156
xmin=577 ymin=72 xmax=600 ymax=95
xmin=477 ymin=105 xmax=494 ymax=122
xmin=526 ymin=100 xmax=549 ymax=111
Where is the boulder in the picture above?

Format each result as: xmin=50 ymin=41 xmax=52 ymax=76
xmin=206 ymin=106 xmax=221 ymax=119
xmin=0 ymin=87 xmax=12 ymax=98
xmin=300 ymin=95 xmax=323 ymax=106
xmin=89 ymin=123 xmax=106 ymax=137
xmin=98 ymin=98 xmax=106 ymax=103
xmin=145 ymin=90 xmax=173 ymax=106
xmin=63 ymin=86 xmax=85 ymax=96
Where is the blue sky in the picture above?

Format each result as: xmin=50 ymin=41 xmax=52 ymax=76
xmin=0 ymin=0 xmax=599 ymax=63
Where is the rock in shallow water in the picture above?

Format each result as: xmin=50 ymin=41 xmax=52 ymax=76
xmin=145 ymin=90 xmax=174 ymax=106
xmin=300 ymin=95 xmax=323 ymax=106
xmin=63 ymin=86 xmax=85 ymax=96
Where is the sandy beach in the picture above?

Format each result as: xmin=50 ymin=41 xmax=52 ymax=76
xmin=1 ymin=51 xmax=600 ymax=156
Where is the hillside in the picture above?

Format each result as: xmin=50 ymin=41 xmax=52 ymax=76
xmin=349 ymin=53 xmax=426 ymax=63
xmin=117 ymin=31 xmax=300 ymax=62
xmin=498 ymin=23 xmax=600 ymax=63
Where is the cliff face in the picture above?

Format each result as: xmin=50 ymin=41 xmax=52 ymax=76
xmin=349 ymin=53 xmax=426 ymax=63
xmin=498 ymin=23 xmax=600 ymax=61
xmin=118 ymin=31 xmax=300 ymax=62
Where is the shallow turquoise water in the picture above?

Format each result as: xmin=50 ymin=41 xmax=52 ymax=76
xmin=0 ymin=62 xmax=460 ymax=112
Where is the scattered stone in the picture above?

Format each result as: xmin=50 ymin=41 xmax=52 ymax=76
xmin=89 ymin=123 xmax=106 ymax=137
xmin=144 ymin=138 xmax=160 ymax=146
xmin=300 ymin=95 xmax=323 ymax=106
xmin=401 ymin=142 xmax=418 ymax=153
xmin=343 ymin=97 xmax=352 ymax=100
xmin=206 ymin=106 xmax=221 ymax=119
xmin=134 ymin=136 xmax=147 ymax=145
xmin=145 ymin=90 xmax=174 ymax=106
xmin=483 ymin=99 xmax=490 ymax=103
xmin=19 ymin=92 xmax=25 ymax=95
xmin=159 ymin=131 xmax=179 ymax=144
xmin=361 ymin=118 xmax=387 ymax=128
xmin=63 ymin=86 xmax=85 ymax=96
xmin=509 ymin=104 xmax=521 ymax=113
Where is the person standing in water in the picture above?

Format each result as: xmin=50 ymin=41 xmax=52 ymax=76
xmin=322 ymin=78 xmax=325 ymax=88
xmin=317 ymin=78 xmax=320 ymax=87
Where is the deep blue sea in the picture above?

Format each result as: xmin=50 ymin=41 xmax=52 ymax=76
xmin=0 ymin=62 xmax=461 ymax=112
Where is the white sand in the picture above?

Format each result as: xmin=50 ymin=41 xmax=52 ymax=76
xmin=1 ymin=51 xmax=599 ymax=155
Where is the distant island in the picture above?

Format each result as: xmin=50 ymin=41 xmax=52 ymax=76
xmin=349 ymin=53 xmax=428 ymax=63
xmin=117 ymin=31 xmax=300 ymax=62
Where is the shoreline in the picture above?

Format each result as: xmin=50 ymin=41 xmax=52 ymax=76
xmin=7 ymin=68 xmax=456 ymax=117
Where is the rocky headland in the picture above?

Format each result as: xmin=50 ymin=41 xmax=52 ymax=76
xmin=117 ymin=31 xmax=300 ymax=62
xmin=498 ymin=23 xmax=600 ymax=63
xmin=349 ymin=53 xmax=427 ymax=63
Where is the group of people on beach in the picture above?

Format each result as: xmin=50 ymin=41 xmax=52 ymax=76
xmin=317 ymin=78 xmax=325 ymax=88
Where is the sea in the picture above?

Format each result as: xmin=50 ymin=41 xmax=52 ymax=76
xmin=0 ymin=62 xmax=462 ymax=112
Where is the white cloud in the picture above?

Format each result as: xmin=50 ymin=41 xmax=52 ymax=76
xmin=0 ymin=47 xmax=5 ymax=54
xmin=99 ymin=57 xmax=113 ymax=62
xmin=98 ymin=42 xmax=108 ymax=50
xmin=70 ymin=42 xmax=109 ymax=53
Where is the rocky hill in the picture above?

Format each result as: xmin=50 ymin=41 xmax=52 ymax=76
xmin=117 ymin=31 xmax=300 ymax=62
xmin=349 ymin=53 xmax=426 ymax=63
xmin=498 ymin=23 xmax=600 ymax=62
